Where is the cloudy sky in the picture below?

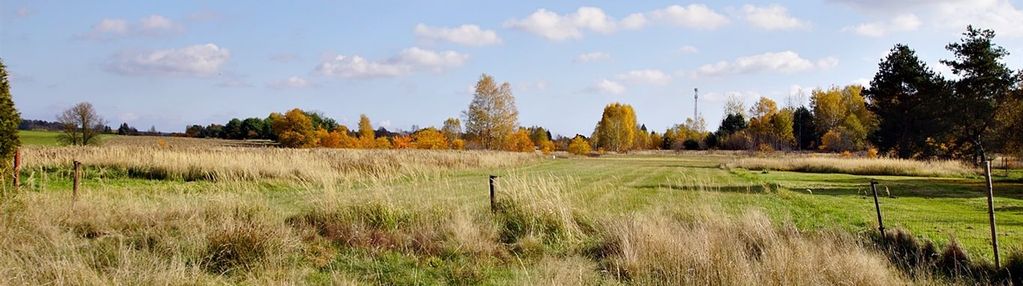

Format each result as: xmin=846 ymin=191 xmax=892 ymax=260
xmin=2 ymin=0 xmax=1022 ymax=136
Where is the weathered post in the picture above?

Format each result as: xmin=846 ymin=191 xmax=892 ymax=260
xmin=984 ymin=160 xmax=1000 ymax=268
xmin=489 ymin=175 xmax=497 ymax=213
xmin=12 ymin=149 xmax=20 ymax=189
xmin=870 ymin=180 xmax=885 ymax=235
xmin=73 ymin=161 xmax=81 ymax=201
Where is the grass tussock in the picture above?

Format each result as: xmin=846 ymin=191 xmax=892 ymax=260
xmin=21 ymin=146 xmax=537 ymax=183
xmin=730 ymin=156 xmax=976 ymax=177
xmin=870 ymin=228 xmax=1023 ymax=284
xmin=592 ymin=211 xmax=908 ymax=285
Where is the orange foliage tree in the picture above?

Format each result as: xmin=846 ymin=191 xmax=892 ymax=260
xmin=504 ymin=128 xmax=534 ymax=152
xmin=413 ymin=128 xmax=449 ymax=149
xmin=271 ymin=108 xmax=317 ymax=148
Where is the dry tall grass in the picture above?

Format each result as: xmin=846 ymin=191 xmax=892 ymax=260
xmin=20 ymin=146 xmax=537 ymax=183
xmin=730 ymin=156 xmax=976 ymax=177
xmin=0 ymin=168 xmax=927 ymax=285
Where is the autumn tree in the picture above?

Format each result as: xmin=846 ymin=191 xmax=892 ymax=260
xmin=442 ymin=117 xmax=462 ymax=142
xmin=271 ymin=108 xmax=317 ymax=148
xmin=592 ymin=103 xmax=637 ymax=152
xmin=941 ymin=26 xmax=1022 ymax=162
xmin=567 ymin=136 xmax=592 ymax=155
xmin=57 ymin=102 xmax=106 ymax=146
xmin=812 ymin=86 xmax=875 ymax=152
xmin=745 ymin=97 xmax=793 ymax=150
xmin=357 ymin=114 xmax=376 ymax=148
xmin=0 ymin=58 xmax=20 ymax=171
xmin=413 ymin=128 xmax=449 ymax=149
xmin=464 ymin=74 xmax=519 ymax=150
xmin=865 ymin=44 xmax=951 ymax=158
xmin=505 ymin=128 xmax=534 ymax=152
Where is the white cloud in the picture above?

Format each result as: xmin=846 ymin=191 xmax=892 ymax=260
xmin=616 ymin=69 xmax=671 ymax=85
xmin=396 ymin=47 xmax=470 ymax=72
xmin=742 ymin=4 xmax=809 ymax=30
xmin=647 ymin=4 xmax=730 ymax=29
xmin=505 ymin=4 xmax=728 ymax=41
xmin=81 ymin=15 xmax=182 ymax=40
xmin=693 ymin=51 xmax=838 ymax=77
xmin=414 ymin=24 xmax=502 ymax=46
xmin=269 ymin=76 xmax=312 ymax=89
xmin=837 ymin=0 xmax=1023 ymax=37
xmin=932 ymin=0 xmax=1023 ymax=37
xmin=589 ymin=79 xmax=626 ymax=94
xmin=851 ymin=78 xmax=871 ymax=87
xmin=844 ymin=14 xmax=921 ymax=37
xmin=575 ymin=52 xmax=610 ymax=63
xmin=679 ymin=45 xmax=699 ymax=54
xmin=107 ymin=43 xmax=230 ymax=77
xmin=504 ymin=7 xmax=618 ymax=41
xmin=316 ymin=47 xmax=469 ymax=79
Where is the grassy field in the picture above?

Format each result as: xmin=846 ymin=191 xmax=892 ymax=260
xmin=2 ymin=139 xmax=1022 ymax=284
xmin=17 ymin=130 xmax=62 ymax=146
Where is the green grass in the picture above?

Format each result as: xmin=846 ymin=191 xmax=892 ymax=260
xmin=17 ymin=130 xmax=62 ymax=146
xmin=11 ymin=151 xmax=1023 ymax=283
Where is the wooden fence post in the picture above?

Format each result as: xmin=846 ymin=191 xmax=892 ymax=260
xmin=870 ymin=180 xmax=885 ymax=236
xmin=12 ymin=149 xmax=20 ymax=189
xmin=984 ymin=160 xmax=1000 ymax=269
xmin=73 ymin=161 xmax=81 ymax=201
xmin=489 ymin=175 xmax=497 ymax=213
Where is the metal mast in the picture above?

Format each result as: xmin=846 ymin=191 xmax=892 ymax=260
xmin=693 ymin=88 xmax=699 ymax=119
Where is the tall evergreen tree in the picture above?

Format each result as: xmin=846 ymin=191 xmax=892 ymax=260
xmin=941 ymin=26 xmax=1021 ymax=162
xmin=0 ymin=58 xmax=21 ymax=170
xmin=865 ymin=44 xmax=951 ymax=158
xmin=792 ymin=106 xmax=817 ymax=151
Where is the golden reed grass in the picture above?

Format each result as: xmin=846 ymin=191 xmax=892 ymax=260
xmin=730 ymin=156 xmax=976 ymax=177
xmin=20 ymin=145 xmax=538 ymax=183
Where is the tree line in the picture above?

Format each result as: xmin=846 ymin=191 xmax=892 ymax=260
xmin=571 ymin=26 xmax=1022 ymax=163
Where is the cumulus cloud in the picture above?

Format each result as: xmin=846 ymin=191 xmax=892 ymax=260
xmin=588 ymin=79 xmax=626 ymax=94
xmin=575 ymin=52 xmax=610 ymax=63
xmin=844 ymin=14 xmax=921 ymax=37
xmin=836 ymin=0 xmax=1023 ymax=37
xmin=647 ymin=4 xmax=730 ymax=29
xmin=505 ymin=4 xmax=728 ymax=40
xmin=741 ymin=4 xmax=809 ymax=30
xmin=415 ymin=24 xmax=502 ymax=46
xmin=269 ymin=76 xmax=313 ymax=89
xmin=616 ymin=69 xmax=671 ymax=85
xmin=80 ymin=15 xmax=182 ymax=40
xmin=316 ymin=47 xmax=469 ymax=79
xmin=693 ymin=51 xmax=838 ymax=77
xmin=107 ymin=43 xmax=230 ymax=77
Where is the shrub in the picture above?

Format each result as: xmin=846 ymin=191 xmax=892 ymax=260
xmin=682 ymin=139 xmax=700 ymax=150
xmin=567 ymin=137 xmax=591 ymax=155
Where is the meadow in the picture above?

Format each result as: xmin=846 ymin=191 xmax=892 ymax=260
xmin=2 ymin=134 xmax=1022 ymax=284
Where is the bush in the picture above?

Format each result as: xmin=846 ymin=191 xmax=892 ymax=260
xmin=682 ymin=139 xmax=700 ymax=150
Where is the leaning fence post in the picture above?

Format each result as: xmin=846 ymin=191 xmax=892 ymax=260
xmin=73 ymin=161 xmax=81 ymax=201
xmin=870 ymin=180 xmax=885 ymax=236
xmin=984 ymin=160 xmax=1000 ymax=268
xmin=12 ymin=149 xmax=21 ymax=190
xmin=489 ymin=175 xmax=497 ymax=213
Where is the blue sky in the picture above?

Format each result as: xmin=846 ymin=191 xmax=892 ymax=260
xmin=2 ymin=0 xmax=1022 ymax=136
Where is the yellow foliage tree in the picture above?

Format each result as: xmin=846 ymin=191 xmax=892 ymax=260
xmin=413 ymin=128 xmax=450 ymax=149
xmin=451 ymin=138 xmax=466 ymax=150
xmin=592 ymin=103 xmax=637 ymax=152
xmin=375 ymin=137 xmax=392 ymax=149
xmin=504 ymin=129 xmax=534 ymax=152
xmin=567 ymin=136 xmax=592 ymax=155
xmin=271 ymin=108 xmax=317 ymax=148
xmin=539 ymin=139 xmax=555 ymax=154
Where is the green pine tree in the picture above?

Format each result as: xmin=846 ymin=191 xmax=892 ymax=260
xmin=0 ymin=58 xmax=22 ymax=171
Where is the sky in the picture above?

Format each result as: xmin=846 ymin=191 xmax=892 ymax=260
xmin=2 ymin=0 xmax=1022 ymax=136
